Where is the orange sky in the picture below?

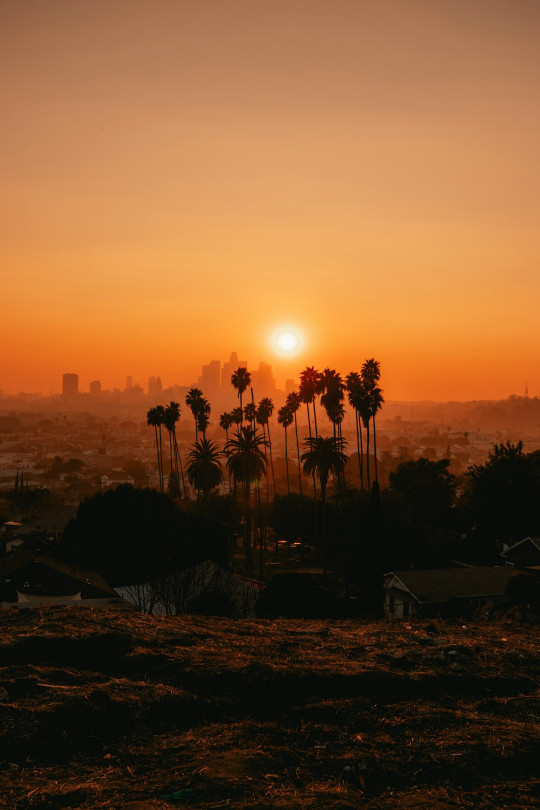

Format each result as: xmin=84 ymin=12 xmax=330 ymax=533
xmin=2 ymin=0 xmax=540 ymax=399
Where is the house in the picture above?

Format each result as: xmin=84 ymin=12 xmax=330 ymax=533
xmin=500 ymin=537 xmax=540 ymax=569
xmin=0 ymin=550 xmax=125 ymax=609
xmin=384 ymin=567 xmax=516 ymax=619
xmin=100 ymin=472 xmax=135 ymax=488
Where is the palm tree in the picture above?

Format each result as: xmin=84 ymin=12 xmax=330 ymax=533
xmin=219 ymin=412 xmax=232 ymax=443
xmin=154 ymin=404 xmax=166 ymax=491
xmin=257 ymin=397 xmax=276 ymax=495
xmin=244 ymin=402 xmax=257 ymax=426
xmin=319 ymin=368 xmax=345 ymax=439
xmin=361 ymin=357 xmax=381 ymax=390
xmin=219 ymin=412 xmax=233 ymax=493
xmin=165 ymin=401 xmax=186 ymax=498
xmin=301 ymin=435 xmax=348 ymax=573
xmin=299 ymin=366 xmax=321 ymax=439
xmin=225 ymin=425 xmax=268 ymax=567
xmin=301 ymin=435 xmax=348 ymax=504
xmin=361 ymin=359 xmax=382 ymax=490
xmin=231 ymin=407 xmax=243 ymax=428
xmin=196 ymin=398 xmax=211 ymax=440
xmin=231 ymin=367 xmax=251 ymax=419
xmin=286 ymin=391 xmax=303 ymax=494
xmin=277 ymin=405 xmax=293 ymax=494
xmin=368 ymin=385 xmax=384 ymax=485
xmin=346 ymin=372 xmax=365 ymax=489
xmin=186 ymin=439 xmax=223 ymax=498
xmin=146 ymin=406 xmax=164 ymax=491
xmin=186 ymin=387 xmax=204 ymax=441
xmin=163 ymin=403 xmax=177 ymax=478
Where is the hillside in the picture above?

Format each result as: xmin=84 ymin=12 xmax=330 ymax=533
xmin=0 ymin=608 xmax=538 ymax=809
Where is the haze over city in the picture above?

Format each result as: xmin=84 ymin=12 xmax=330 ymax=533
xmin=2 ymin=0 xmax=540 ymax=400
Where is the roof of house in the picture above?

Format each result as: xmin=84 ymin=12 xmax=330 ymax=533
xmin=0 ymin=550 xmax=117 ymax=600
xmin=501 ymin=537 xmax=540 ymax=556
xmin=385 ymin=567 xmax=515 ymax=604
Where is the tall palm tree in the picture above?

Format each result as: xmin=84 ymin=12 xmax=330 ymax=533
xmin=186 ymin=439 xmax=223 ymax=498
xmin=155 ymin=404 xmax=166 ymax=491
xmin=163 ymin=403 xmax=177 ymax=478
xmin=196 ymin=398 xmax=211 ymax=440
xmin=301 ymin=435 xmax=348 ymax=573
xmin=146 ymin=406 xmax=164 ymax=492
xmin=219 ymin=411 xmax=233 ymax=493
xmin=219 ymin=412 xmax=232 ymax=443
xmin=225 ymin=425 xmax=268 ymax=568
xmin=286 ymin=391 xmax=303 ymax=494
xmin=346 ymin=372 xmax=365 ymax=489
xmin=299 ymin=366 xmax=321 ymax=439
xmin=244 ymin=402 xmax=257 ymax=426
xmin=186 ymin=387 xmax=204 ymax=441
xmin=368 ymin=385 xmax=384 ymax=485
xmin=165 ymin=401 xmax=186 ymax=498
xmin=257 ymin=397 xmax=276 ymax=495
xmin=361 ymin=359 xmax=382 ymax=490
xmin=230 ymin=407 xmax=243 ymax=428
xmin=319 ymin=368 xmax=345 ymax=439
xmin=231 ymin=367 xmax=251 ymax=420
xmin=277 ymin=405 xmax=293 ymax=494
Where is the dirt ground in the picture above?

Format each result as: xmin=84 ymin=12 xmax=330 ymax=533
xmin=0 ymin=607 xmax=538 ymax=809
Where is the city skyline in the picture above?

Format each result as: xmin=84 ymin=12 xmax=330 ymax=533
xmin=3 ymin=2 xmax=540 ymax=400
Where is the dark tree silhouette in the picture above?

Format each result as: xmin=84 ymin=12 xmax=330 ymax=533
xmin=231 ymin=367 xmax=251 ymax=419
xmin=286 ymin=391 xmax=303 ymax=494
xmin=186 ymin=439 xmax=223 ymax=498
xmin=277 ymin=405 xmax=293 ymax=494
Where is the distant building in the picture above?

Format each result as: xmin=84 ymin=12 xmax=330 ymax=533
xmin=89 ymin=380 xmax=101 ymax=396
xmin=198 ymin=360 xmax=221 ymax=396
xmin=221 ymin=352 xmax=248 ymax=390
xmin=251 ymin=361 xmax=276 ymax=395
xmin=285 ymin=378 xmax=296 ymax=396
xmin=62 ymin=373 xmax=78 ymax=398
xmin=126 ymin=375 xmax=133 ymax=389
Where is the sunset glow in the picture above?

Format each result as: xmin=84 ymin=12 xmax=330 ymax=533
xmin=2 ymin=1 xmax=540 ymax=400
xmin=271 ymin=327 xmax=304 ymax=358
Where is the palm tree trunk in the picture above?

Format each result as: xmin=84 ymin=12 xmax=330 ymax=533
xmin=154 ymin=426 xmax=162 ymax=491
xmin=366 ymin=420 xmax=371 ymax=491
xmin=244 ymin=481 xmax=252 ymax=570
xmin=312 ymin=399 xmax=319 ymax=438
xmin=173 ymin=433 xmax=187 ymax=500
xmin=158 ymin=426 xmax=164 ymax=492
xmin=321 ymin=485 xmax=327 ymax=577
xmin=373 ymin=414 xmax=378 ymax=484
xmin=306 ymin=403 xmax=317 ymax=498
xmin=294 ymin=412 xmax=302 ymax=494
xmin=284 ymin=426 xmax=290 ymax=494
xmin=266 ymin=420 xmax=276 ymax=496
xmin=355 ymin=411 xmax=362 ymax=489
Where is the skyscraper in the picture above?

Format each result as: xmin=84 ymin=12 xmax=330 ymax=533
xmin=89 ymin=380 xmax=101 ymax=396
xmin=62 ymin=373 xmax=78 ymax=398
xmin=221 ymin=352 xmax=247 ymax=390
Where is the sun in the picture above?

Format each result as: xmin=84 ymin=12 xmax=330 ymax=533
xmin=270 ymin=326 xmax=304 ymax=357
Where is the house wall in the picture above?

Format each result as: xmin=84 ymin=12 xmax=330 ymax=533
xmin=384 ymin=588 xmax=417 ymax=619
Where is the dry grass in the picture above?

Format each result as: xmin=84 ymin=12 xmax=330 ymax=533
xmin=0 ymin=608 xmax=538 ymax=809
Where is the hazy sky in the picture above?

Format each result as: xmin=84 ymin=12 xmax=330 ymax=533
xmin=2 ymin=0 xmax=540 ymax=399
